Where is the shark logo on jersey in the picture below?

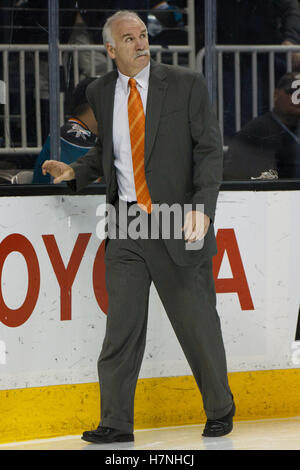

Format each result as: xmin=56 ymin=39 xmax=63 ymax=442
xmin=67 ymin=123 xmax=91 ymax=140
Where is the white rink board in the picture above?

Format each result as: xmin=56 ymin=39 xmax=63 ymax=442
xmin=0 ymin=191 xmax=300 ymax=390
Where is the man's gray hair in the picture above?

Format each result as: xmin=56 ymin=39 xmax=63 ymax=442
xmin=102 ymin=10 xmax=146 ymax=47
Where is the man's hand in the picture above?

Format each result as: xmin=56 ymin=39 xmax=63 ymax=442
xmin=182 ymin=210 xmax=210 ymax=243
xmin=282 ymin=40 xmax=300 ymax=70
xmin=42 ymin=160 xmax=75 ymax=184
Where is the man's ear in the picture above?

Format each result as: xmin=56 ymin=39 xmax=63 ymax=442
xmin=106 ymin=43 xmax=116 ymax=60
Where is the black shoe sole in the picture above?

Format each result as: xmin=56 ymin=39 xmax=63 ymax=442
xmin=81 ymin=434 xmax=134 ymax=444
xmin=202 ymin=423 xmax=233 ymax=438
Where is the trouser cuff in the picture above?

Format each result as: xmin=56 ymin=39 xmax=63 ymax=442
xmin=205 ymin=400 xmax=234 ymax=420
xmin=101 ymin=417 xmax=134 ymax=434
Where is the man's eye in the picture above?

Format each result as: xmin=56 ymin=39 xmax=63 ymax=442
xmin=126 ymin=37 xmax=133 ymax=42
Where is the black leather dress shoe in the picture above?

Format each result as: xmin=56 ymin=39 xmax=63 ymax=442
xmin=202 ymin=402 xmax=235 ymax=437
xmin=81 ymin=426 xmax=134 ymax=444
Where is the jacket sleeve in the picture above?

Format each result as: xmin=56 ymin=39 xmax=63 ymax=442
xmin=189 ymin=73 xmax=223 ymax=223
xmin=276 ymin=0 xmax=300 ymax=44
xmin=68 ymin=83 xmax=104 ymax=192
xmin=68 ymin=138 xmax=104 ymax=192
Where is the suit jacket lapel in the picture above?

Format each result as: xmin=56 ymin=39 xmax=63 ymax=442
xmin=99 ymin=63 xmax=167 ymax=174
xmin=145 ymin=62 xmax=168 ymax=168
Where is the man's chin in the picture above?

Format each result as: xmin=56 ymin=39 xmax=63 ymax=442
xmin=134 ymin=56 xmax=150 ymax=71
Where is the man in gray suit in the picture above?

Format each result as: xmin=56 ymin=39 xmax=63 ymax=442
xmin=42 ymin=10 xmax=235 ymax=443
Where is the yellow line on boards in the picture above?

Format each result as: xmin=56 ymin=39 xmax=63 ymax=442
xmin=1 ymin=369 xmax=300 ymax=444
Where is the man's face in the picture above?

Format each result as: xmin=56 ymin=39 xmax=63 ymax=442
xmin=274 ymin=87 xmax=300 ymax=120
xmin=106 ymin=17 xmax=150 ymax=77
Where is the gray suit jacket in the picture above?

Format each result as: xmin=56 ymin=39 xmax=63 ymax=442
xmin=69 ymin=60 xmax=223 ymax=266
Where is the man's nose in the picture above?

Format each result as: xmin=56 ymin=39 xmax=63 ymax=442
xmin=136 ymin=37 xmax=146 ymax=50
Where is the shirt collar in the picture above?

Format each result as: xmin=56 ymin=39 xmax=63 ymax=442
xmin=118 ymin=62 xmax=150 ymax=94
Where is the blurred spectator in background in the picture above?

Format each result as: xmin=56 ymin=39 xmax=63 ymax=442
xmin=67 ymin=1 xmax=186 ymax=81
xmin=146 ymin=0 xmax=186 ymax=46
xmin=66 ymin=10 xmax=107 ymax=83
xmin=195 ymin=0 xmax=300 ymax=138
xmin=224 ymin=72 xmax=300 ymax=180
xmin=0 ymin=0 xmax=91 ymax=144
xmin=217 ymin=0 xmax=300 ymax=58
xmin=33 ymin=77 xmax=98 ymax=184
xmin=0 ymin=0 xmax=187 ymax=171
xmin=91 ymin=1 xmax=187 ymax=46
xmin=0 ymin=1 xmax=186 ymax=140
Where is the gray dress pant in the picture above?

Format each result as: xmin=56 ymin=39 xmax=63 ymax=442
xmin=98 ymin=202 xmax=233 ymax=433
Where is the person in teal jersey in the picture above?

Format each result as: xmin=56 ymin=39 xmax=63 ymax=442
xmin=33 ymin=77 xmax=98 ymax=184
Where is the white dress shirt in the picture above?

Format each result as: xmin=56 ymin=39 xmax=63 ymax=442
xmin=112 ymin=62 xmax=150 ymax=202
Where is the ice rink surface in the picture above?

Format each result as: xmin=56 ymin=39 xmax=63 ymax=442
xmin=1 ymin=417 xmax=300 ymax=451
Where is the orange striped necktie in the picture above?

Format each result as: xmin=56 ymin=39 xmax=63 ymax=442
xmin=128 ymin=78 xmax=152 ymax=214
